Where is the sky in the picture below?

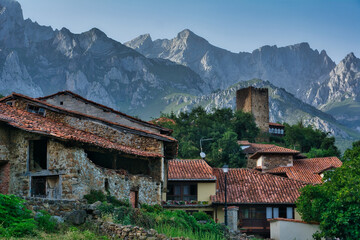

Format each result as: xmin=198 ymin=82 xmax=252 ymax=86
xmin=17 ymin=0 xmax=360 ymax=63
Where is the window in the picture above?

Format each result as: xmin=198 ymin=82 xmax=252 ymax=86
xmin=6 ymin=101 xmax=13 ymax=106
xmin=31 ymin=175 xmax=60 ymax=199
xmin=27 ymin=105 xmax=46 ymax=116
xmin=167 ymin=183 xmax=197 ymax=201
xmin=29 ymin=139 xmax=47 ymax=171
xmin=264 ymin=206 xmax=294 ymax=219
xmin=241 ymin=207 xmax=266 ymax=219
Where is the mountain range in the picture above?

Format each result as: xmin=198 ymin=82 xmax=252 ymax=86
xmin=0 ymin=0 xmax=359 ymax=151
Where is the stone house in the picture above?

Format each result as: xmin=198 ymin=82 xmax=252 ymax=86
xmin=0 ymin=92 xmax=177 ymax=206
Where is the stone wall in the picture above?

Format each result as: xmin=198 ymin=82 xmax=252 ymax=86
xmin=5 ymin=127 xmax=162 ymax=204
xmin=12 ymin=98 xmax=163 ymax=154
xmin=262 ymin=154 xmax=293 ymax=171
xmin=43 ymin=94 xmax=160 ymax=134
xmin=0 ymin=162 xmax=10 ymax=194
xmin=236 ymin=87 xmax=269 ymax=133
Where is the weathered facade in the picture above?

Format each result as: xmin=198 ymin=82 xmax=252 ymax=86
xmin=0 ymin=92 xmax=177 ymax=206
xmin=236 ymin=87 xmax=269 ymax=133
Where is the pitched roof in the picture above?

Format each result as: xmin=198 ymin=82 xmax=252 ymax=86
xmin=267 ymin=157 xmax=342 ymax=184
xmin=37 ymin=90 xmax=172 ymax=134
xmin=269 ymin=122 xmax=285 ymax=127
xmin=250 ymin=145 xmax=299 ymax=159
xmin=168 ymin=159 xmax=216 ymax=181
xmin=0 ymin=103 xmax=162 ymax=158
xmin=0 ymin=93 xmax=176 ymax=143
xmin=212 ymin=168 xmax=307 ymax=204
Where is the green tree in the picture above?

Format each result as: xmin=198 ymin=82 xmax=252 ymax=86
xmin=296 ymin=144 xmax=360 ymax=239
xmin=343 ymin=140 xmax=360 ymax=162
xmin=157 ymin=107 xmax=258 ymax=168
xmin=283 ymin=122 xmax=340 ymax=157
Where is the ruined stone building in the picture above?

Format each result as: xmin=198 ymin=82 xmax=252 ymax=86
xmin=0 ymin=91 xmax=177 ymax=206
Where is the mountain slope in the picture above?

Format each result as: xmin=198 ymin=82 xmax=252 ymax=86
xmin=161 ymin=79 xmax=360 ymax=146
xmin=0 ymin=0 xmax=208 ymax=118
xmin=305 ymin=53 xmax=360 ymax=132
xmin=125 ymin=29 xmax=335 ymax=97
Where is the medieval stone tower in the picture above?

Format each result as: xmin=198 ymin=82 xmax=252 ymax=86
xmin=236 ymin=87 xmax=269 ymax=133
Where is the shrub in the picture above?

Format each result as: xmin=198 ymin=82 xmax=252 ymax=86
xmin=0 ymin=194 xmax=37 ymax=237
xmin=84 ymin=190 xmax=106 ymax=204
xmin=35 ymin=210 xmax=57 ymax=233
xmin=192 ymin=211 xmax=211 ymax=221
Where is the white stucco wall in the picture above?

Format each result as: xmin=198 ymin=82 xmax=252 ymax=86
xmin=270 ymin=219 xmax=320 ymax=240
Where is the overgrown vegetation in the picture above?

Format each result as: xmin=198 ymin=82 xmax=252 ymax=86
xmin=281 ymin=122 xmax=340 ymax=158
xmin=86 ymin=190 xmax=225 ymax=240
xmin=0 ymin=194 xmax=108 ymax=239
xmin=296 ymin=142 xmax=360 ymax=239
xmin=158 ymin=107 xmax=259 ymax=167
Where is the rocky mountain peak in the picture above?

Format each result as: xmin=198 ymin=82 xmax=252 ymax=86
xmin=176 ymin=29 xmax=209 ymax=45
xmin=124 ymin=33 xmax=153 ymax=52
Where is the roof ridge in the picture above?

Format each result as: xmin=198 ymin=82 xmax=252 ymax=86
xmin=1 ymin=93 xmax=176 ymax=142
xmin=37 ymin=90 xmax=171 ymax=133
xmin=0 ymin=103 xmax=162 ymax=158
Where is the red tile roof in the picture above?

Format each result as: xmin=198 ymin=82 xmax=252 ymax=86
xmin=0 ymin=103 xmax=162 ymax=158
xmin=37 ymin=90 xmax=172 ymax=134
xmin=212 ymin=168 xmax=306 ymax=204
xmin=168 ymin=159 xmax=216 ymax=181
xmin=267 ymin=157 xmax=342 ymax=184
xmin=0 ymin=93 xmax=176 ymax=143
xmin=250 ymin=145 xmax=299 ymax=159
xmin=269 ymin=122 xmax=285 ymax=127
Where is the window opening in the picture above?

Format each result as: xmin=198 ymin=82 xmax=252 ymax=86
xmin=6 ymin=101 xmax=13 ymax=106
xmin=27 ymin=105 xmax=46 ymax=116
xmin=29 ymin=139 xmax=47 ymax=171
xmin=105 ymin=178 xmax=110 ymax=194
xmin=60 ymin=101 xmax=64 ymax=105
xmin=167 ymin=182 xmax=197 ymax=201
xmin=31 ymin=176 xmax=46 ymax=197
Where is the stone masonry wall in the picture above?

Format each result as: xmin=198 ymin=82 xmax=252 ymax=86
xmin=5 ymin=128 xmax=161 ymax=204
xmin=0 ymin=162 xmax=10 ymax=194
xmin=43 ymin=94 xmax=160 ymax=134
xmin=236 ymin=87 xmax=269 ymax=133
xmin=262 ymin=154 xmax=293 ymax=171
xmin=13 ymin=98 xmax=163 ymax=154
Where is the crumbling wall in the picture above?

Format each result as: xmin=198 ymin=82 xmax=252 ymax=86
xmin=43 ymin=94 xmax=160 ymax=133
xmin=64 ymin=117 xmax=162 ymax=154
xmin=236 ymin=87 xmax=269 ymax=133
xmin=12 ymin=98 xmax=163 ymax=154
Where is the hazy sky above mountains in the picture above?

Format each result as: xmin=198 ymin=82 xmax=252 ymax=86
xmin=17 ymin=0 xmax=360 ymax=63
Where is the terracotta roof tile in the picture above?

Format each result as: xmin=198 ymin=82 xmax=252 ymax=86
xmin=212 ymin=168 xmax=306 ymax=204
xmin=0 ymin=103 xmax=162 ymax=158
xmin=0 ymin=93 xmax=176 ymax=143
xmin=250 ymin=145 xmax=299 ymax=159
xmin=267 ymin=157 xmax=342 ymax=184
xmin=37 ymin=90 xmax=172 ymax=134
xmin=269 ymin=122 xmax=285 ymax=127
xmin=168 ymin=159 xmax=216 ymax=181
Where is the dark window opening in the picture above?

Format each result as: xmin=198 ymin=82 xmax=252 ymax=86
xmin=29 ymin=139 xmax=47 ymax=171
xmin=27 ymin=105 xmax=46 ymax=116
xmin=279 ymin=207 xmax=287 ymax=218
xmin=6 ymin=101 xmax=13 ymax=106
xmin=105 ymin=178 xmax=110 ymax=193
xmin=167 ymin=182 xmax=197 ymax=201
xmin=85 ymin=150 xmax=114 ymax=169
xmin=60 ymin=101 xmax=64 ymax=105
xmin=31 ymin=176 xmax=46 ymax=197
xmin=85 ymin=150 xmax=151 ymax=175
xmin=130 ymin=190 xmax=139 ymax=208
xmin=117 ymin=157 xmax=150 ymax=175
xmin=31 ymin=176 xmax=60 ymax=199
